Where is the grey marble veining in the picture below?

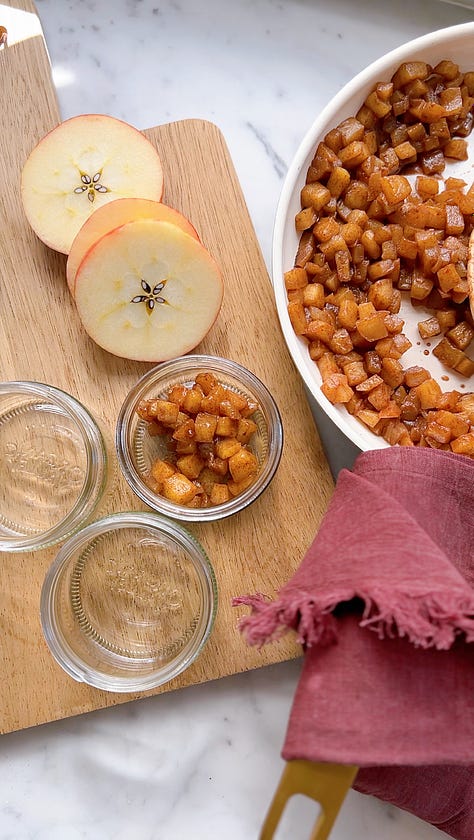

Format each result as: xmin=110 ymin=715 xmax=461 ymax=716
xmin=35 ymin=0 xmax=474 ymax=268
xmin=1 ymin=1 xmax=472 ymax=837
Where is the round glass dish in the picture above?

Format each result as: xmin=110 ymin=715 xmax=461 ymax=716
xmin=40 ymin=511 xmax=217 ymax=692
xmin=115 ymin=355 xmax=284 ymax=522
xmin=0 ymin=381 xmax=108 ymax=552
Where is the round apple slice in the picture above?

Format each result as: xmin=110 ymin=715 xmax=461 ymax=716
xmin=21 ymin=114 xmax=164 ymax=255
xmin=67 ymin=198 xmax=199 ymax=296
xmin=74 ymin=219 xmax=223 ymax=362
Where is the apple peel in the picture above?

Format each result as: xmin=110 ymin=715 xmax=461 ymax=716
xmin=21 ymin=114 xmax=164 ymax=255
xmin=74 ymin=218 xmax=223 ymax=362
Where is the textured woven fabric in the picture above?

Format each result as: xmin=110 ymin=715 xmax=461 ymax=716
xmin=234 ymin=448 xmax=474 ymax=838
xmin=235 ymin=448 xmax=474 ymax=651
xmin=354 ymin=765 xmax=474 ymax=840
xmin=282 ymin=614 xmax=474 ymax=767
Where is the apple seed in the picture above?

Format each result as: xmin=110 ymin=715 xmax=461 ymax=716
xmin=74 ymin=170 xmax=109 ymax=203
xmin=130 ymin=278 xmax=167 ymax=313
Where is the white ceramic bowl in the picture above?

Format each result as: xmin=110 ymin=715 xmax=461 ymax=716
xmin=273 ymin=23 xmax=474 ymax=452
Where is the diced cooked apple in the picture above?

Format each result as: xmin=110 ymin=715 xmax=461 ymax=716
xmin=222 ymin=389 xmax=250 ymax=413
xmin=228 ymin=448 xmax=258 ymax=483
xmin=74 ymin=219 xmax=223 ymax=362
xmin=171 ymin=418 xmax=195 ymax=442
xmin=206 ymin=455 xmax=228 ymax=476
xmin=236 ymin=418 xmax=258 ymax=444
xmin=219 ymin=399 xmax=241 ymax=420
xmin=367 ymin=381 xmax=391 ymax=410
xmin=194 ymin=412 xmax=218 ymax=443
xmin=227 ymin=475 xmax=257 ymax=496
xmin=215 ymin=416 xmax=239 ymax=437
xmin=66 ymin=197 xmax=199 ymax=295
xmin=161 ymin=472 xmax=199 ymax=504
xmin=215 ymin=438 xmax=242 ymax=459
xmin=200 ymin=385 xmax=228 ymax=414
xmin=355 ymin=408 xmax=380 ymax=428
xmin=146 ymin=399 xmax=180 ymax=426
xmin=320 ymin=373 xmax=353 ymax=404
xmin=210 ymin=484 xmax=232 ymax=505
xmin=356 ymin=374 xmax=384 ymax=393
xmin=195 ymin=372 xmax=218 ymax=395
xmin=182 ymin=388 xmax=204 ymax=415
xmin=450 ymin=433 xmax=474 ymax=455
xmin=150 ymin=458 xmax=176 ymax=485
xmin=136 ymin=372 xmax=263 ymax=508
xmin=356 ymin=313 xmax=389 ymax=341
xmin=167 ymin=384 xmax=188 ymax=407
xmin=413 ymin=378 xmax=442 ymax=409
xmin=176 ymin=453 xmax=205 ymax=480
xmin=21 ymin=114 xmax=164 ymax=254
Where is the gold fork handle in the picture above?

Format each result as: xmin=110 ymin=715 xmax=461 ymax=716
xmin=259 ymin=760 xmax=358 ymax=840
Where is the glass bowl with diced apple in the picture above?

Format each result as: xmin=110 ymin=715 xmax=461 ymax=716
xmin=116 ymin=356 xmax=284 ymax=522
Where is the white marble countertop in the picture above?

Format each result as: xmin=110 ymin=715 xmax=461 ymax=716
xmin=2 ymin=1 xmax=474 ymax=837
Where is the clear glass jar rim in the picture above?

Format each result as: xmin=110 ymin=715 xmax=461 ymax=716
xmin=115 ymin=355 xmax=284 ymax=522
xmin=0 ymin=381 xmax=107 ymax=552
xmin=40 ymin=510 xmax=217 ymax=692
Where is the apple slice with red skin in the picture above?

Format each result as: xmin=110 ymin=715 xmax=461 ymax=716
xmin=67 ymin=198 xmax=200 ymax=296
xmin=21 ymin=114 xmax=164 ymax=255
xmin=74 ymin=218 xmax=223 ymax=362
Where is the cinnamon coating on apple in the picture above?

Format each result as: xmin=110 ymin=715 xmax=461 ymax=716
xmin=137 ymin=371 xmax=260 ymax=508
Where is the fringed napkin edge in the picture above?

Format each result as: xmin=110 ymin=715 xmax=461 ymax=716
xmin=233 ymin=585 xmax=474 ymax=651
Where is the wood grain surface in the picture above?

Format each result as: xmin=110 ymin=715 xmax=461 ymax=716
xmin=0 ymin=0 xmax=334 ymax=734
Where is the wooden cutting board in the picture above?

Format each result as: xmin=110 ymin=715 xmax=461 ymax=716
xmin=0 ymin=0 xmax=334 ymax=734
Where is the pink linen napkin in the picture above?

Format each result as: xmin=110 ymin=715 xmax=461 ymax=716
xmin=234 ymin=447 xmax=474 ymax=839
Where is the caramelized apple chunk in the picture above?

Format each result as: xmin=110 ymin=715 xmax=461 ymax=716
xmin=137 ymin=373 xmax=262 ymax=506
xmin=287 ymin=55 xmax=474 ymax=456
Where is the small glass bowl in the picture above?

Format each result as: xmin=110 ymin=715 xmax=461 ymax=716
xmin=115 ymin=355 xmax=284 ymax=522
xmin=40 ymin=511 xmax=217 ymax=692
xmin=0 ymin=381 xmax=108 ymax=552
